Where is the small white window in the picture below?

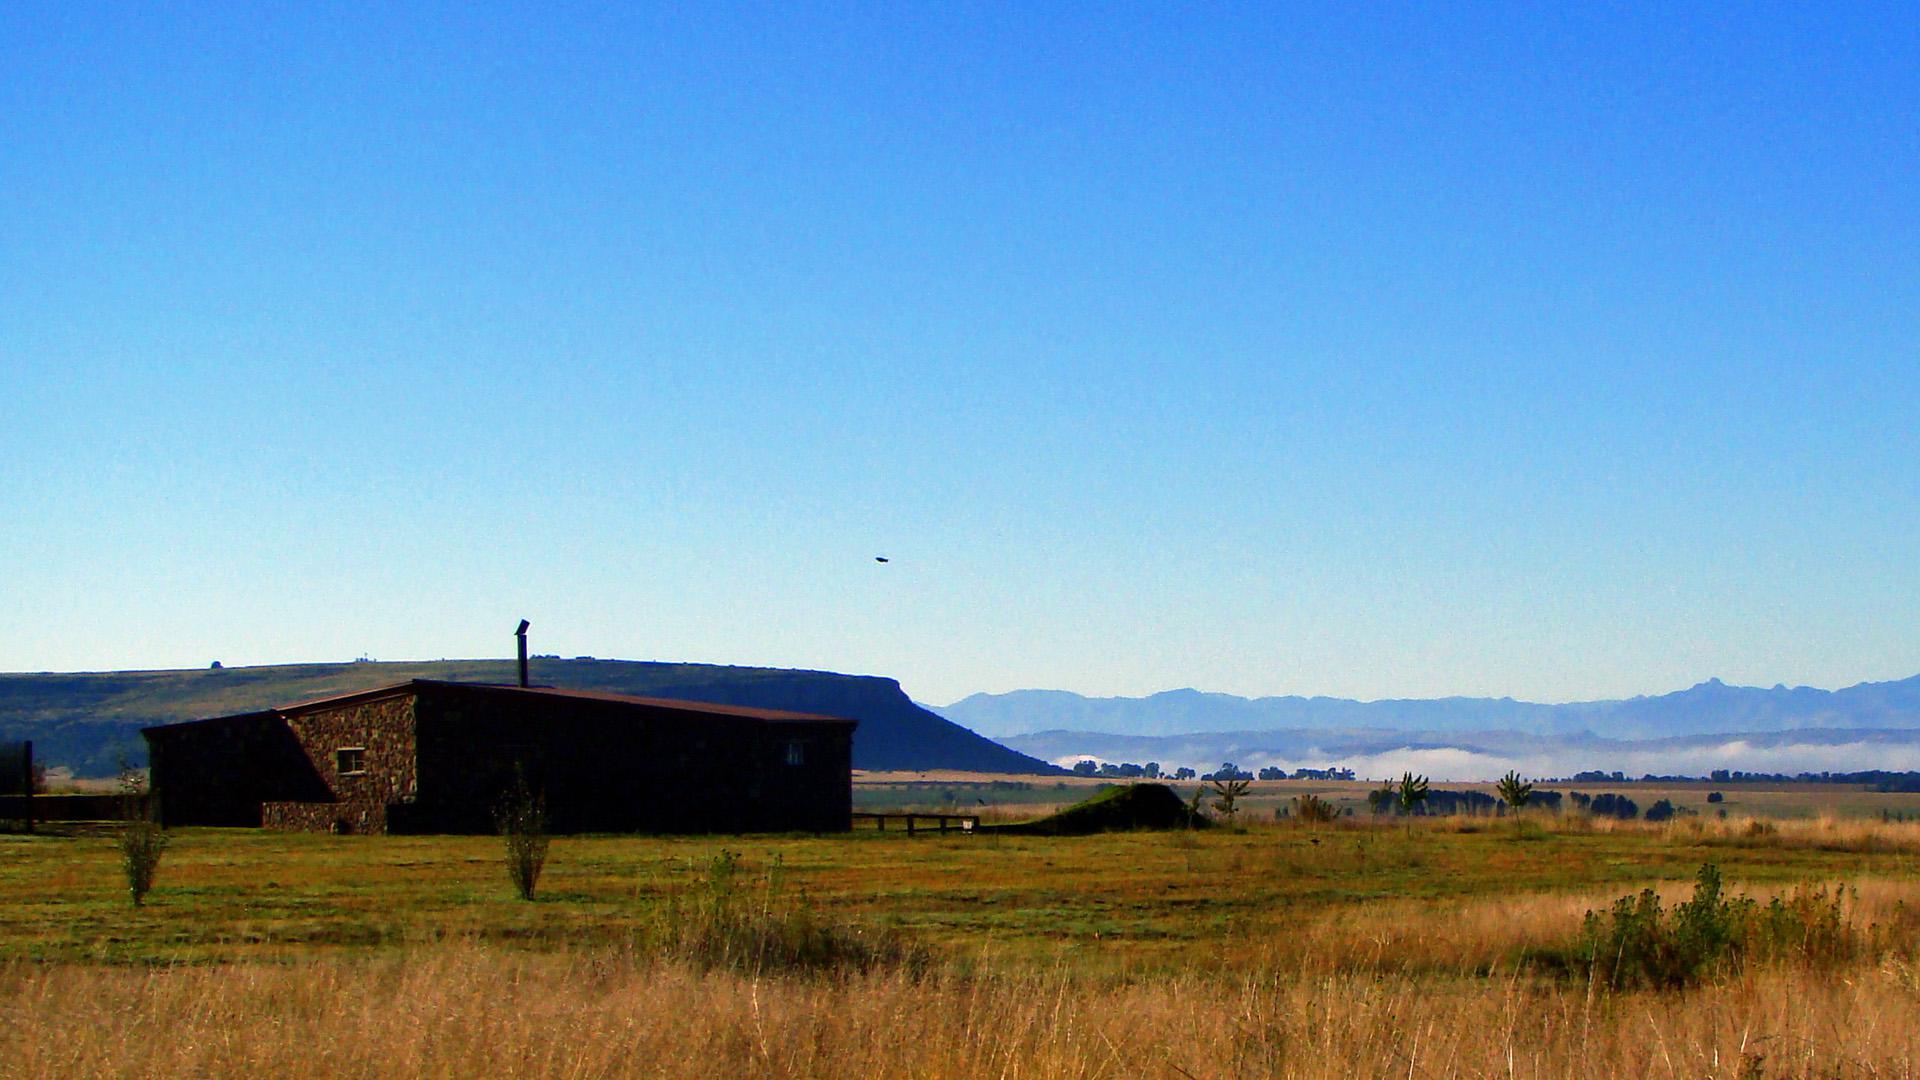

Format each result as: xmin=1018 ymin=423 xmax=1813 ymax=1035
xmin=336 ymin=747 xmax=367 ymax=775
xmin=784 ymin=740 xmax=805 ymax=767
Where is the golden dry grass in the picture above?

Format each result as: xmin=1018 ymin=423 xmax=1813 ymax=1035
xmin=11 ymin=814 xmax=1920 ymax=1076
xmin=1231 ymin=873 xmax=1920 ymax=978
xmin=6 ymin=946 xmax=1920 ymax=1078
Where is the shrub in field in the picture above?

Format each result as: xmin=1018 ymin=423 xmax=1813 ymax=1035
xmin=1587 ymin=863 xmax=1745 ymax=989
xmin=1291 ymin=793 xmax=1338 ymax=824
xmin=1366 ymin=783 xmax=1396 ymax=814
xmin=646 ymin=851 xmax=927 ymax=977
xmin=1588 ymin=793 xmax=1638 ymax=820
xmin=1396 ymin=773 xmax=1429 ymax=817
xmin=1644 ymin=799 xmax=1678 ymax=823
xmin=1580 ymin=863 xmax=1863 ymax=990
xmin=1752 ymin=882 xmax=1859 ymax=967
xmin=119 ymin=818 xmax=168 ymax=907
xmin=494 ymin=771 xmax=550 ymax=902
xmin=116 ymin=766 xmax=167 ymax=907
xmin=1495 ymin=771 xmax=1533 ymax=816
xmin=1210 ymin=777 xmax=1250 ymax=824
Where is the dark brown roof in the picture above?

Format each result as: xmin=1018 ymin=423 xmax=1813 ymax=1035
xmin=275 ymin=679 xmax=854 ymax=724
xmin=146 ymin=678 xmax=855 ymax=735
xmin=413 ymin=680 xmax=855 ymax=724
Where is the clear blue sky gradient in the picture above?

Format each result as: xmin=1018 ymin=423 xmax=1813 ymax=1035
xmin=3 ymin=4 xmax=1915 ymax=705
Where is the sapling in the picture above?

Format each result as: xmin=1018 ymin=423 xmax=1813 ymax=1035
xmin=116 ymin=765 xmax=166 ymax=907
xmin=495 ymin=769 xmax=550 ymax=901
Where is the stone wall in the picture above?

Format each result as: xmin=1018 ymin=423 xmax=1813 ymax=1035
xmin=262 ymin=800 xmax=388 ymax=834
xmin=274 ymin=695 xmax=418 ymax=833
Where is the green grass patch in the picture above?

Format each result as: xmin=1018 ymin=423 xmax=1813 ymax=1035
xmin=4 ymin=820 xmax=1919 ymax=966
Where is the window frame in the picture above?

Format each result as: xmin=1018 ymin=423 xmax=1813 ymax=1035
xmin=335 ymin=746 xmax=367 ymax=776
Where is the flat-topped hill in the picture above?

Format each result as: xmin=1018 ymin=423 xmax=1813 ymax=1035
xmin=0 ymin=658 xmax=1060 ymax=778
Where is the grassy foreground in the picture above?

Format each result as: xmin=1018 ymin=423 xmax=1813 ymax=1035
xmin=11 ymin=947 xmax=1920 ymax=1078
xmin=7 ymin=813 xmax=1920 ymax=1076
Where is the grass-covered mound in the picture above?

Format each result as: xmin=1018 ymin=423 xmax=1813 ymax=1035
xmin=995 ymin=782 xmax=1209 ymax=835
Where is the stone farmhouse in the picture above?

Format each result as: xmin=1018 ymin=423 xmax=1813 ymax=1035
xmin=142 ymin=679 xmax=855 ymax=834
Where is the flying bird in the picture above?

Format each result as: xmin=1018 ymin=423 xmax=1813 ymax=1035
xmin=874 ymin=556 xmax=889 ymax=563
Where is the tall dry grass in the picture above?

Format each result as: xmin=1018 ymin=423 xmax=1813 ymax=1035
xmin=1234 ymin=875 xmax=1920 ymax=978
xmin=1423 ymin=808 xmax=1920 ymax=855
xmin=5 ymin=945 xmax=1920 ymax=1078
xmin=13 ymin=816 xmax=1920 ymax=1076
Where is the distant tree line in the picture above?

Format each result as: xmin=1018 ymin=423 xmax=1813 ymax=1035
xmin=1069 ymin=760 xmax=1359 ymax=782
xmin=1256 ymin=765 xmax=1356 ymax=781
xmin=1073 ymin=760 xmax=1161 ymax=779
xmin=1365 ymin=786 xmax=1567 ymax=816
xmin=1348 ymin=785 xmax=1703 ymax=822
xmin=1071 ymin=760 xmax=1201 ymax=780
xmin=1065 ymin=760 xmax=1920 ymax=798
xmin=1555 ymin=768 xmax=1920 ymax=789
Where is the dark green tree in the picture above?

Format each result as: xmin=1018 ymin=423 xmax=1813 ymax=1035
xmin=1209 ymin=776 xmax=1251 ymax=824
xmin=1395 ymin=772 xmax=1430 ymax=829
xmin=1495 ymin=770 xmax=1532 ymax=811
xmin=1366 ymin=782 xmax=1397 ymax=814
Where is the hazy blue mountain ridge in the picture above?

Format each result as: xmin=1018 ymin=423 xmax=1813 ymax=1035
xmin=940 ymin=674 xmax=1920 ymax=741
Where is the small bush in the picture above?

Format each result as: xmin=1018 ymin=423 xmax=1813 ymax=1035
xmin=495 ymin=772 xmax=550 ymax=902
xmin=1752 ymin=883 xmax=1859 ymax=967
xmin=1366 ymin=784 xmax=1395 ymax=814
xmin=1579 ymin=863 xmax=1863 ymax=990
xmin=1210 ymin=777 xmax=1250 ymax=825
xmin=1589 ymin=793 xmax=1638 ymax=820
xmin=646 ymin=851 xmax=927 ymax=978
xmin=119 ymin=819 xmax=168 ymax=907
xmin=116 ymin=766 xmax=166 ymax=907
xmin=1291 ymin=794 xmax=1338 ymax=824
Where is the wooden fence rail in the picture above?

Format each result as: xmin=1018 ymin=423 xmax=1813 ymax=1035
xmin=0 ymin=793 xmax=147 ymax=823
xmin=850 ymin=812 xmax=980 ymax=836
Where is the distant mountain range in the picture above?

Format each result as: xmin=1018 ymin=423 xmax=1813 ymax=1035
xmin=938 ymin=676 xmax=1920 ymax=740
xmin=0 ymin=659 xmax=1059 ymax=777
xmin=934 ymin=676 xmax=1920 ymax=781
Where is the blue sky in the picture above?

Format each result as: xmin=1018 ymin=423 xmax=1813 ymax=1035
xmin=2 ymin=3 xmax=1915 ymax=705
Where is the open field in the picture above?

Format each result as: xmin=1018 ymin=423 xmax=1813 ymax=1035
xmin=8 ymin=814 xmax=1920 ymax=965
xmin=8 ymin=813 xmax=1920 ymax=1076
xmin=857 ymin=772 xmax=1920 ymax=822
